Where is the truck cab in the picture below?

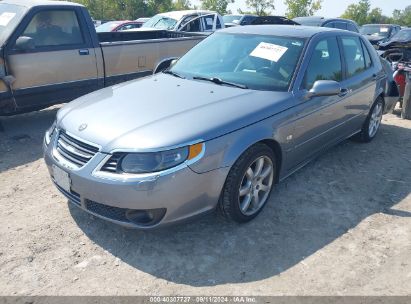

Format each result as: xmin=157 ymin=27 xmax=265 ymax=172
xmin=0 ymin=1 xmax=205 ymax=115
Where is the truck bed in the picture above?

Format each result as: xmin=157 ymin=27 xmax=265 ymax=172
xmin=98 ymin=30 xmax=206 ymax=86
xmin=97 ymin=30 xmax=207 ymax=43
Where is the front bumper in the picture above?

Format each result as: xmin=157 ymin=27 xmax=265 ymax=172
xmin=43 ymin=138 xmax=229 ymax=229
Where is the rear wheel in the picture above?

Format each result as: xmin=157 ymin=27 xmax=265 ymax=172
xmin=219 ymin=143 xmax=276 ymax=223
xmin=354 ymin=97 xmax=384 ymax=143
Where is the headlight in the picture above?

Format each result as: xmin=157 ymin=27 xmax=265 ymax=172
xmin=45 ymin=120 xmax=57 ymax=145
xmin=119 ymin=143 xmax=204 ymax=174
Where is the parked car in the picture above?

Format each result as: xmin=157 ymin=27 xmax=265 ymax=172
xmin=44 ymin=25 xmax=397 ymax=229
xmin=223 ymin=14 xmax=257 ymax=27
xmin=0 ymin=1 xmax=206 ymax=115
xmin=136 ymin=10 xmax=224 ymax=33
xmin=378 ymin=28 xmax=411 ymax=51
xmin=360 ymin=24 xmax=401 ymax=46
xmin=251 ymin=16 xmax=300 ymax=26
xmin=293 ymin=16 xmax=360 ymax=32
xmin=223 ymin=15 xmax=298 ymax=27
xmin=95 ymin=20 xmax=145 ymax=32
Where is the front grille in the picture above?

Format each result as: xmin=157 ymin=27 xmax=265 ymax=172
xmin=56 ymin=131 xmax=99 ymax=168
xmin=54 ymin=182 xmax=81 ymax=206
xmin=85 ymin=200 xmax=129 ymax=222
xmin=101 ymin=153 xmax=124 ymax=173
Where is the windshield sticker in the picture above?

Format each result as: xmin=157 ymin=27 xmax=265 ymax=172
xmin=292 ymin=41 xmax=302 ymax=46
xmin=0 ymin=12 xmax=16 ymax=26
xmin=250 ymin=42 xmax=288 ymax=62
xmin=380 ymin=27 xmax=389 ymax=33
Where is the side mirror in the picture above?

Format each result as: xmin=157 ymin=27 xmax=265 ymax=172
xmin=153 ymin=57 xmax=179 ymax=74
xmin=14 ymin=36 xmax=35 ymax=51
xmin=306 ymin=80 xmax=341 ymax=99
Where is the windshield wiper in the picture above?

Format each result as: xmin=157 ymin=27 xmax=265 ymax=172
xmin=193 ymin=76 xmax=248 ymax=89
xmin=163 ymin=70 xmax=185 ymax=79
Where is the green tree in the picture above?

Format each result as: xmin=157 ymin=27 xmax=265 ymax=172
xmin=245 ymin=0 xmax=275 ymax=16
xmin=68 ymin=0 xmax=148 ymax=20
xmin=366 ymin=7 xmax=392 ymax=24
xmin=284 ymin=0 xmax=323 ymax=19
xmin=201 ymin=0 xmax=233 ymax=14
xmin=173 ymin=0 xmax=193 ymax=10
xmin=392 ymin=5 xmax=411 ymax=26
xmin=341 ymin=0 xmax=370 ymax=25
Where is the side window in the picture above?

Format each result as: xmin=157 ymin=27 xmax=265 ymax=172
xmin=180 ymin=17 xmax=201 ymax=32
xmin=241 ymin=16 xmax=254 ymax=25
xmin=18 ymin=10 xmax=84 ymax=48
xmin=323 ymin=22 xmax=334 ymax=28
xmin=361 ymin=40 xmax=372 ymax=69
xmin=303 ymin=37 xmax=343 ymax=90
xmin=216 ymin=17 xmax=222 ymax=29
xmin=334 ymin=22 xmax=347 ymax=30
xmin=347 ymin=23 xmax=358 ymax=32
xmin=119 ymin=24 xmax=141 ymax=31
xmin=203 ymin=16 xmax=215 ymax=31
xmin=341 ymin=36 xmax=366 ymax=78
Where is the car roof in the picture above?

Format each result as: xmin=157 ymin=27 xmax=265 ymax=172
xmin=294 ymin=16 xmax=355 ymax=24
xmin=1 ymin=0 xmax=83 ymax=8
xmin=221 ymin=25 xmax=350 ymax=38
xmin=158 ymin=10 xmax=216 ymax=20
xmin=362 ymin=24 xmax=400 ymax=27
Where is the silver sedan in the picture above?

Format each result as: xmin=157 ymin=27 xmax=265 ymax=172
xmin=43 ymin=25 xmax=397 ymax=228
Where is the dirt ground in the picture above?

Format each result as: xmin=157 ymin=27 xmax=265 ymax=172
xmin=0 ymin=107 xmax=410 ymax=296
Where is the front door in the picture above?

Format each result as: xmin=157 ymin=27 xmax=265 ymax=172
xmin=6 ymin=7 xmax=99 ymax=110
xmin=286 ymin=36 xmax=346 ymax=169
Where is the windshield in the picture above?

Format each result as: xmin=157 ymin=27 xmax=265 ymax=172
xmin=142 ymin=15 xmax=178 ymax=30
xmin=170 ymin=33 xmax=305 ymax=91
xmin=223 ymin=15 xmax=242 ymax=24
xmin=360 ymin=25 xmax=391 ymax=38
xmin=0 ymin=3 xmax=27 ymax=45
xmin=390 ymin=29 xmax=411 ymax=41
xmin=96 ymin=21 xmax=122 ymax=32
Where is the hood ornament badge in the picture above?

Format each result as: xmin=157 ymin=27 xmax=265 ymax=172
xmin=78 ymin=123 xmax=88 ymax=132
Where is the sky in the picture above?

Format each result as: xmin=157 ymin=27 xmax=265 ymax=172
xmin=199 ymin=0 xmax=409 ymax=18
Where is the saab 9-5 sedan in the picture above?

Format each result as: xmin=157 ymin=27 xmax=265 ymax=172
xmin=44 ymin=25 xmax=397 ymax=228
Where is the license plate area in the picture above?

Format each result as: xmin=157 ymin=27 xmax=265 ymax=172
xmin=52 ymin=165 xmax=71 ymax=193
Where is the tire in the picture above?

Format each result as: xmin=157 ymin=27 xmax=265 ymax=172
xmin=401 ymin=81 xmax=411 ymax=120
xmin=219 ymin=143 xmax=276 ymax=223
xmin=353 ymin=97 xmax=384 ymax=143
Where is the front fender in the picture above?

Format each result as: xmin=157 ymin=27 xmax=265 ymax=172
xmin=188 ymin=117 xmax=287 ymax=174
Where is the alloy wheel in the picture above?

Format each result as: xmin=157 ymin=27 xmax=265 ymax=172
xmin=238 ymin=156 xmax=274 ymax=216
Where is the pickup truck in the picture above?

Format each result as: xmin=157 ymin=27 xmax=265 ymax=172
xmin=0 ymin=0 xmax=206 ymax=115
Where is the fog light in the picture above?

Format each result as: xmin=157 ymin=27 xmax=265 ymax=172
xmin=125 ymin=208 xmax=166 ymax=226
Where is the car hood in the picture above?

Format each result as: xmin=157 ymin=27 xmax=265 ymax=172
xmin=57 ymin=74 xmax=293 ymax=152
xmin=366 ymin=35 xmax=387 ymax=44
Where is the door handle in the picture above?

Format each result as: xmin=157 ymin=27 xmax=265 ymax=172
xmin=339 ymin=88 xmax=350 ymax=97
xmin=78 ymin=49 xmax=89 ymax=56
xmin=372 ymin=73 xmax=377 ymax=80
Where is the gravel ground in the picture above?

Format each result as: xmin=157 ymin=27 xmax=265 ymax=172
xmin=0 ymin=107 xmax=410 ymax=296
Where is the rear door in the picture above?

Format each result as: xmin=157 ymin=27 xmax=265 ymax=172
xmin=337 ymin=35 xmax=379 ymax=132
xmin=5 ymin=6 xmax=99 ymax=109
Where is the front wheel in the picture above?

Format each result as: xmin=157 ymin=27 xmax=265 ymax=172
xmin=219 ymin=143 xmax=276 ymax=223
xmin=354 ymin=97 xmax=384 ymax=143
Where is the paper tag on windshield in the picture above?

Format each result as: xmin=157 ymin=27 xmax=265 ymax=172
xmin=380 ymin=27 xmax=389 ymax=33
xmin=250 ymin=42 xmax=288 ymax=62
xmin=0 ymin=12 xmax=16 ymax=26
